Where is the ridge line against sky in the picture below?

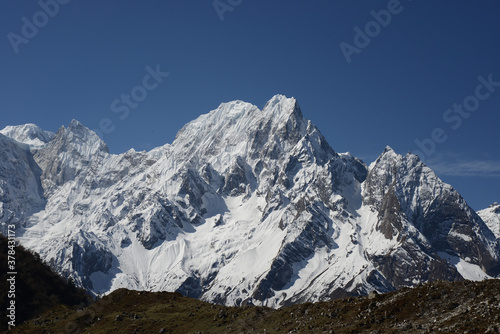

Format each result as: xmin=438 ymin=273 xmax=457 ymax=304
xmin=1 ymin=1 xmax=499 ymax=210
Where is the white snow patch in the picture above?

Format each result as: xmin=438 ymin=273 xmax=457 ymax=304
xmin=438 ymin=252 xmax=491 ymax=281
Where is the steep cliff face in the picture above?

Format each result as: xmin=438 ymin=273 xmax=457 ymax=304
xmin=1 ymin=95 xmax=498 ymax=307
xmin=362 ymin=148 xmax=499 ymax=287
xmin=0 ymin=133 xmax=45 ymax=233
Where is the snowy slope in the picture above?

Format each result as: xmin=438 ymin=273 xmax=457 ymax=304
xmin=0 ymin=123 xmax=55 ymax=148
xmin=0 ymin=133 xmax=45 ymax=232
xmin=478 ymin=203 xmax=500 ymax=239
xmin=1 ymin=95 xmax=499 ymax=308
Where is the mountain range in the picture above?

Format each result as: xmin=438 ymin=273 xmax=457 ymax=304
xmin=1 ymin=95 xmax=499 ymax=308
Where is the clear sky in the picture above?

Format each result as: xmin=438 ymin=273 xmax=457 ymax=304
xmin=1 ymin=1 xmax=499 ymax=210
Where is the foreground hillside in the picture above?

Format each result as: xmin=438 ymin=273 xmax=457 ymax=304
xmin=11 ymin=279 xmax=500 ymax=334
xmin=0 ymin=235 xmax=91 ymax=332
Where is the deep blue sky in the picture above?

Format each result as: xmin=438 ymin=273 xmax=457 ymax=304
xmin=1 ymin=1 xmax=499 ymax=210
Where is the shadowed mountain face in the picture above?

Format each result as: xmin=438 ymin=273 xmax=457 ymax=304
xmin=0 ymin=235 xmax=90 ymax=332
xmin=1 ymin=95 xmax=499 ymax=308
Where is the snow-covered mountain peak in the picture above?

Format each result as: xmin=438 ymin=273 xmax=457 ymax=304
xmin=57 ymin=119 xmax=109 ymax=157
xmin=176 ymin=95 xmax=300 ymax=139
xmin=367 ymin=147 xmax=431 ymax=183
xmin=383 ymin=145 xmax=394 ymax=152
xmin=211 ymin=99 xmax=258 ymax=119
xmin=169 ymin=95 xmax=319 ymax=173
xmin=367 ymin=146 xmax=401 ymax=177
xmin=381 ymin=145 xmax=397 ymax=156
xmin=27 ymin=120 xmax=110 ymax=197
xmin=378 ymin=145 xmax=398 ymax=158
xmin=263 ymin=95 xmax=306 ymax=130
xmin=263 ymin=94 xmax=298 ymax=114
xmin=265 ymin=93 xmax=293 ymax=105
xmin=364 ymin=146 xmax=453 ymax=212
xmin=0 ymin=123 xmax=55 ymax=148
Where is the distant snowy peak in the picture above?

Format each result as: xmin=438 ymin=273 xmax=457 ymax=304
xmin=363 ymin=146 xmax=402 ymax=208
xmin=478 ymin=202 xmax=500 ymax=239
xmin=262 ymin=94 xmax=303 ymax=121
xmin=364 ymin=147 xmax=440 ymax=204
xmin=31 ymin=120 xmax=110 ymax=197
xmin=39 ymin=120 xmax=110 ymax=160
xmin=64 ymin=119 xmax=109 ymax=157
xmin=0 ymin=123 xmax=55 ymax=148
xmin=363 ymin=147 xmax=500 ymax=281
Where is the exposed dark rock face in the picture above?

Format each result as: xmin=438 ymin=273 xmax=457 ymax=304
xmin=362 ymin=147 xmax=499 ymax=289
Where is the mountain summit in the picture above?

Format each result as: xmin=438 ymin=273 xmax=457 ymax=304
xmin=0 ymin=123 xmax=55 ymax=148
xmin=1 ymin=95 xmax=499 ymax=307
